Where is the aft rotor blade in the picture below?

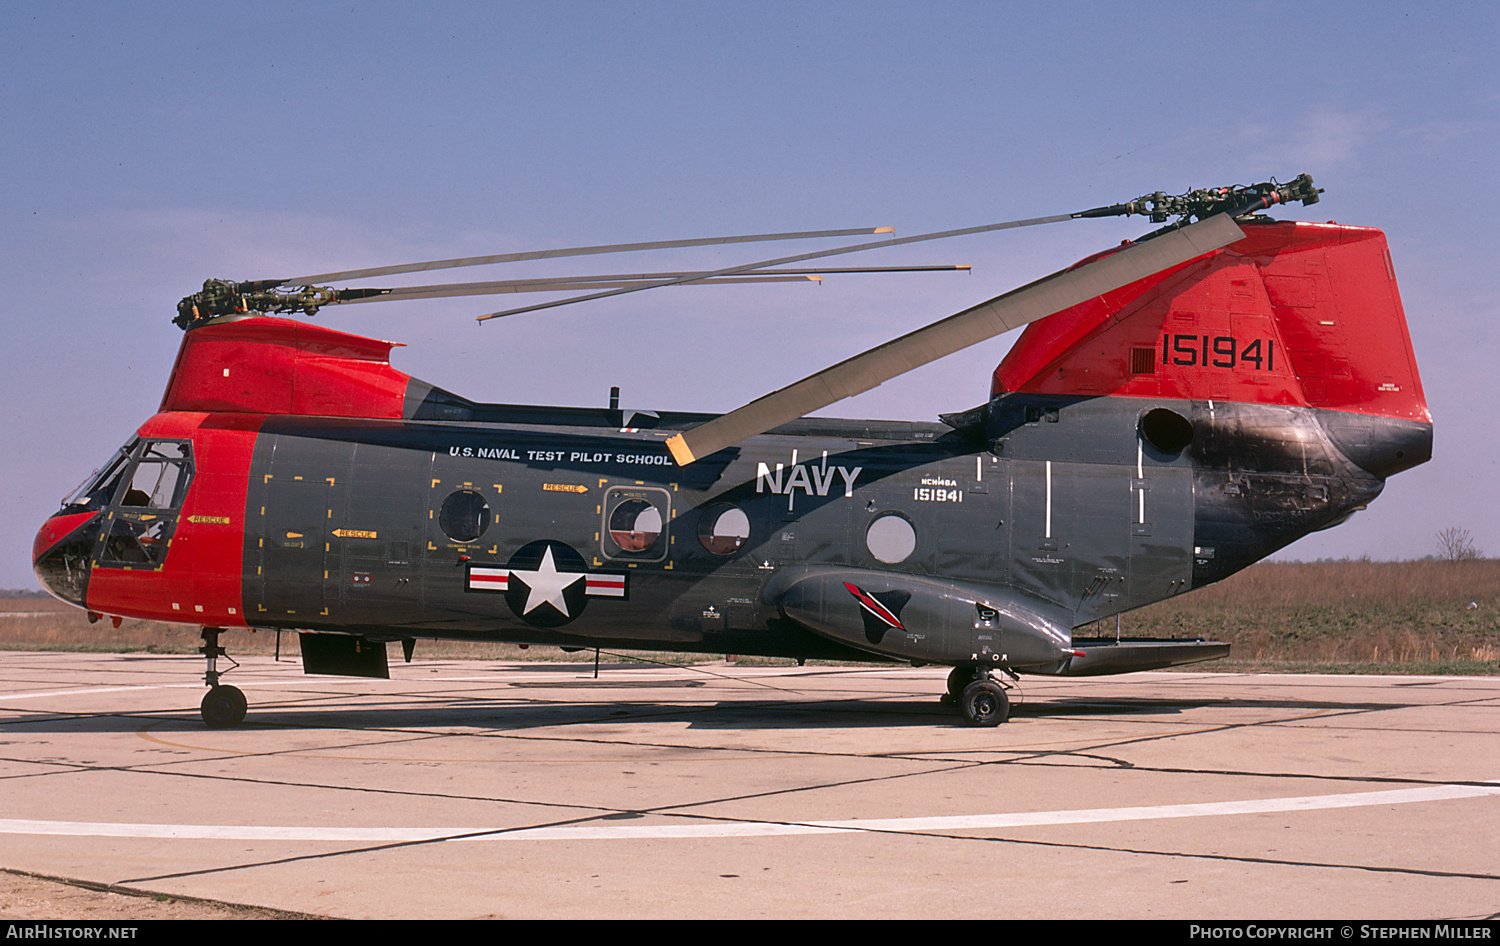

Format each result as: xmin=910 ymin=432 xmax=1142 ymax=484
xmin=477 ymin=214 xmax=1077 ymax=321
xmin=278 ymin=227 xmax=894 ymax=285
xmin=664 ymin=213 xmax=1244 ymax=465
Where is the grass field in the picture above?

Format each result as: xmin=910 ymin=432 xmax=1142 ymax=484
xmin=1078 ymin=559 xmax=1500 ymax=674
xmin=3 ymin=559 xmax=1498 ymax=673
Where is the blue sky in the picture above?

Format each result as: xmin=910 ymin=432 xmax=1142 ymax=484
xmin=3 ymin=1 xmax=1496 ymax=589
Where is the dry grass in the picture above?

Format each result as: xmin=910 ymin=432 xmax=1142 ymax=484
xmin=1079 ymin=559 xmax=1500 ymax=673
xmin=0 ymin=597 xmax=215 ymax=654
xmin=6 ymin=559 xmax=1499 ymax=673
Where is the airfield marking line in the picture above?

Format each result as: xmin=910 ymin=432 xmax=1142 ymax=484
xmin=983 ymin=697 xmax=1461 ymax=767
xmin=0 ymin=679 xmax=336 ymax=702
xmin=0 ymin=667 xmax=837 ymax=705
xmin=113 ymin=704 xmax=1370 ymax=770
xmin=128 ymin=725 xmax=813 ymax=764
xmin=947 ymin=835 xmax=1500 ymax=885
xmin=0 ymin=685 xmax=206 ymax=700
xmin=129 ymin=726 xmax=478 ymax=763
xmin=2 ymin=782 xmax=1495 ymax=842
xmin=587 ymin=654 xmax=815 ymax=694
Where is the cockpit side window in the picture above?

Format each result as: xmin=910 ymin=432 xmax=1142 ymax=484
xmin=124 ymin=447 xmax=192 ymax=509
xmin=95 ymin=439 xmax=195 ymax=569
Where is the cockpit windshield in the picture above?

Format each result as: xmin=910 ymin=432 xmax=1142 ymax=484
xmin=61 ymin=440 xmax=138 ymax=511
xmin=60 ymin=438 xmax=194 ymax=514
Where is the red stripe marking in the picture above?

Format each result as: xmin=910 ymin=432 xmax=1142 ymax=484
xmin=843 ymin=582 xmax=904 ymax=630
xmin=586 ymin=575 xmax=626 ymax=596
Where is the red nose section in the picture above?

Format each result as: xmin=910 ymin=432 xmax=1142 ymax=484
xmin=33 ymin=511 xmax=96 ymax=564
xmin=33 ymin=510 xmax=99 ymax=608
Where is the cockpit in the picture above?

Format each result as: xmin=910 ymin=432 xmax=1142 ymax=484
xmin=34 ymin=438 xmax=195 ymax=605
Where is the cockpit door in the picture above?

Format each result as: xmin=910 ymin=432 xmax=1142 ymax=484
xmin=94 ymin=440 xmax=194 ymax=571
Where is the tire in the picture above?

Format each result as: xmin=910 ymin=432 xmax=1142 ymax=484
xmin=960 ymin=679 xmax=1010 ymax=727
xmin=201 ymin=685 xmax=247 ymax=728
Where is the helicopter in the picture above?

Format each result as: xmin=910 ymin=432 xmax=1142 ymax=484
xmin=31 ymin=175 xmax=1432 ymax=728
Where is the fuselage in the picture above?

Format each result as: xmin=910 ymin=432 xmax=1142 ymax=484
xmin=32 ymin=393 xmax=1426 ymax=669
xmin=33 ymin=219 xmax=1433 ymax=676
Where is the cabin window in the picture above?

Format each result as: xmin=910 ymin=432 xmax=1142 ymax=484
xmin=439 ymin=489 xmax=491 ymax=543
xmin=602 ymin=486 xmax=672 ymax=562
xmin=866 ymin=513 xmax=916 ymax=564
xmin=608 ymin=499 xmax=662 ymax=552
xmin=697 ymin=503 xmax=750 ymax=555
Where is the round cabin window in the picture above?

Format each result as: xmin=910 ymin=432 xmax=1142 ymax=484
xmin=608 ymin=498 xmax=663 ymax=553
xmin=697 ymin=503 xmax=750 ymax=555
xmin=439 ymin=489 xmax=491 ymax=543
xmin=866 ymin=513 xmax=916 ymax=564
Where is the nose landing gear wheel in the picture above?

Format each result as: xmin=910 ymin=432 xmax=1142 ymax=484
xmin=201 ymin=685 xmax=247 ymax=728
xmin=960 ymin=679 xmax=1010 ymax=726
xmin=197 ymin=626 xmax=246 ymax=728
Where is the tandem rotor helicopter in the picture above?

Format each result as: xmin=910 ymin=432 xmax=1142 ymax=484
xmin=32 ymin=175 xmax=1431 ymax=728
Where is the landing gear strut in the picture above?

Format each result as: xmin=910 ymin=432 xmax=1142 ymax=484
xmin=199 ymin=627 xmax=245 ymax=728
xmin=943 ymin=666 xmax=972 ymax=703
xmin=944 ymin=665 xmax=1013 ymax=727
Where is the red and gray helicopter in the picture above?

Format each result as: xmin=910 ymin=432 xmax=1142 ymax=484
xmin=32 ymin=175 xmax=1431 ymax=727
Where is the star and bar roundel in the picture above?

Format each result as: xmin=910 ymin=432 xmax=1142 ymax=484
xmin=465 ymin=539 xmax=627 ymax=627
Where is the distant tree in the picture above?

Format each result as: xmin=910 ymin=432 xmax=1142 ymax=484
xmin=1436 ymin=527 xmax=1483 ymax=562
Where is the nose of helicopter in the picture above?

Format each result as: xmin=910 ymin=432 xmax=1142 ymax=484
xmin=32 ymin=511 xmax=99 ymax=607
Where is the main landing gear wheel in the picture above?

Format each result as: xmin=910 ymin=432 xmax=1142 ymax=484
xmin=201 ymin=685 xmax=247 ymax=728
xmin=960 ymin=679 xmax=1010 ymax=727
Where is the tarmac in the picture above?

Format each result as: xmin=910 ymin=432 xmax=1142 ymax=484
xmin=0 ymin=650 xmax=1497 ymax=919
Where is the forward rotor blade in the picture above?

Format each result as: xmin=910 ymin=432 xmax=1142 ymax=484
xmin=341 ymin=274 xmax=823 ymax=302
xmin=476 ymin=213 xmax=1076 ymax=322
xmin=326 ymin=265 xmax=971 ymax=305
xmin=279 ymin=227 xmax=894 ymax=286
xmin=664 ymin=213 xmax=1244 ymax=465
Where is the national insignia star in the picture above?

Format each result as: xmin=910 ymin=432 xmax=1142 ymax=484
xmin=509 ymin=546 xmax=584 ymax=616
